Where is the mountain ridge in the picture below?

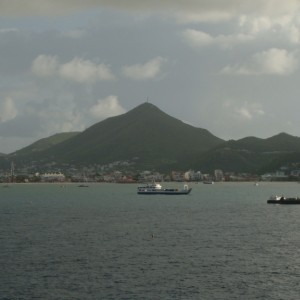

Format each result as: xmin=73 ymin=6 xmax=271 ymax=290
xmin=6 ymin=103 xmax=300 ymax=173
xmin=10 ymin=102 xmax=224 ymax=171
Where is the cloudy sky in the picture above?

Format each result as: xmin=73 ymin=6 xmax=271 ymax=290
xmin=1 ymin=0 xmax=300 ymax=153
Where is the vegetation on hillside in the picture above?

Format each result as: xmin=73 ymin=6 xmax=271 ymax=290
xmin=6 ymin=103 xmax=300 ymax=173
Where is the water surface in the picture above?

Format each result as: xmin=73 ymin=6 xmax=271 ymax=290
xmin=1 ymin=182 xmax=300 ymax=299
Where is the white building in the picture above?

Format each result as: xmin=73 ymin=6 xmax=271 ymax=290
xmin=41 ymin=172 xmax=65 ymax=182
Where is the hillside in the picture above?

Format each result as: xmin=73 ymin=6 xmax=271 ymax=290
xmin=192 ymin=132 xmax=300 ymax=173
xmin=12 ymin=132 xmax=80 ymax=157
xmin=10 ymin=103 xmax=224 ymax=170
xmin=223 ymin=133 xmax=300 ymax=152
xmin=7 ymin=104 xmax=300 ymax=173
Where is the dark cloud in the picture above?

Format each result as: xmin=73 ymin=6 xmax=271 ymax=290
xmin=0 ymin=1 xmax=300 ymax=153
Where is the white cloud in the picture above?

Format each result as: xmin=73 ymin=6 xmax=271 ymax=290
xmin=122 ymin=57 xmax=166 ymax=80
xmin=32 ymin=55 xmax=58 ymax=77
xmin=22 ymin=93 xmax=87 ymax=138
xmin=182 ymin=29 xmax=253 ymax=48
xmin=44 ymin=110 xmax=85 ymax=135
xmin=0 ymin=97 xmax=17 ymax=122
xmin=89 ymin=95 xmax=126 ymax=119
xmin=239 ymin=15 xmax=273 ymax=35
xmin=182 ymin=29 xmax=214 ymax=47
xmin=59 ymin=58 xmax=115 ymax=83
xmin=238 ymin=13 xmax=300 ymax=45
xmin=224 ymin=100 xmax=265 ymax=121
xmin=220 ymin=48 xmax=298 ymax=75
xmin=32 ymin=55 xmax=115 ymax=83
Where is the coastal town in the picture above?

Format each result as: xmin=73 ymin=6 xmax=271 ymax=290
xmin=1 ymin=160 xmax=300 ymax=183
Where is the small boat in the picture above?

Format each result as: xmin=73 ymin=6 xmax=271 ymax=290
xmin=78 ymin=184 xmax=89 ymax=187
xmin=137 ymin=182 xmax=192 ymax=195
xmin=78 ymin=174 xmax=89 ymax=187
xmin=267 ymin=195 xmax=300 ymax=204
xmin=203 ymin=181 xmax=214 ymax=184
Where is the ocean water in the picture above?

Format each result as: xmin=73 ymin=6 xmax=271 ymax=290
xmin=1 ymin=182 xmax=300 ymax=299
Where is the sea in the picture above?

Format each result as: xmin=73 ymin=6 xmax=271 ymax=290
xmin=1 ymin=182 xmax=300 ymax=300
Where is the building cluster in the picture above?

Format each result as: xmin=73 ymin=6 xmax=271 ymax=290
xmin=0 ymin=167 xmax=221 ymax=183
xmin=1 ymin=165 xmax=299 ymax=184
xmin=1 ymin=160 xmax=300 ymax=183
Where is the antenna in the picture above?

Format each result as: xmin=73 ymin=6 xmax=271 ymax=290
xmin=10 ymin=161 xmax=15 ymax=183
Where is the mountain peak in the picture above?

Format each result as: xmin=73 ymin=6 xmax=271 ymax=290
xmin=124 ymin=102 xmax=170 ymax=121
xmin=267 ymin=132 xmax=297 ymax=142
xmin=138 ymin=102 xmax=157 ymax=108
xmin=12 ymin=102 xmax=223 ymax=170
xmin=129 ymin=102 xmax=160 ymax=113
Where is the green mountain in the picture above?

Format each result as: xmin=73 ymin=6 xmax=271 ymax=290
xmin=223 ymin=132 xmax=300 ymax=152
xmin=10 ymin=103 xmax=224 ymax=171
xmin=12 ymin=132 xmax=80 ymax=157
xmin=7 ymin=104 xmax=300 ymax=174
xmin=193 ymin=132 xmax=300 ymax=173
xmin=0 ymin=132 xmax=80 ymax=170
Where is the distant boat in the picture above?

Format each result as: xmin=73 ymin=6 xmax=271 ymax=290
xmin=78 ymin=174 xmax=89 ymax=187
xmin=78 ymin=184 xmax=89 ymax=187
xmin=267 ymin=195 xmax=300 ymax=204
xmin=203 ymin=181 xmax=214 ymax=184
xmin=137 ymin=182 xmax=192 ymax=195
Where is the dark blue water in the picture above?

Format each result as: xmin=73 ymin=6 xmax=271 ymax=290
xmin=1 ymin=182 xmax=300 ymax=299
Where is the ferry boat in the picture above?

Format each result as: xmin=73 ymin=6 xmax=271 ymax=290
xmin=137 ymin=182 xmax=192 ymax=195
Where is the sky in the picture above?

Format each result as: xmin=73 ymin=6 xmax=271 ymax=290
xmin=1 ymin=0 xmax=300 ymax=153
